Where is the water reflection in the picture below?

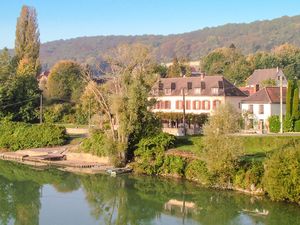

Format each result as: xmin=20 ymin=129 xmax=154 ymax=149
xmin=0 ymin=161 xmax=299 ymax=225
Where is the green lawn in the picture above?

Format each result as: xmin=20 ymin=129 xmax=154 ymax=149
xmin=173 ymin=135 xmax=300 ymax=160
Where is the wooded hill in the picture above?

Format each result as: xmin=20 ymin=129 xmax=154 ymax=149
xmin=40 ymin=15 xmax=300 ymax=68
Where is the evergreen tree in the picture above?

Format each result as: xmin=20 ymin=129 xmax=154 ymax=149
xmin=167 ymin=57 xmax=181 ymax=77
xmin=292 ymin=86 xmax=299 ymax=120
xmin=15 ymin=5 xmax=40 ymax=76
xmin=286 ymin=80 xmax=294 ymax=118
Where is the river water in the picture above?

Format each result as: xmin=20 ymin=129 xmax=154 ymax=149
xmin=0 ymin=160 xmax=299 ymax=225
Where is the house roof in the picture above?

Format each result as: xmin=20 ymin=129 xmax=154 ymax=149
xmin=241 ymin=87 xmax=286 ymax=104
xmin=152 ymin=75 xmax=247 ymax=97
xmin=246 ymin=68 xmax=282 ymax=86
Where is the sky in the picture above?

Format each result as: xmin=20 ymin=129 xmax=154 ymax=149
xmin=1 ymin=0 xmax=300 ymax=49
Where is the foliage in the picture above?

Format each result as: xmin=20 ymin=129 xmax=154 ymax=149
xmin=38 ymin=15 xmax=300 ymax=71
xmin=185 ymin=160 xmax=211 ymax=185
xmin=166 ymin=57 xmax=191 ymax=78
xmin=134 ymin=132 xmax=175 ymax=175
xmin=234 ymin=161 xmax=264 ymax=190
xmin=202 ymin=104 xmax=244 ymax=185
xmin=263 ymin=143 xmax=300 ymax=203
xmin=260 ymin=78 xmax=276 ymax=88
xmin=153 ymin=64 xmax=167 ymax=78
xmin=43 ymin=103 xmax=75 ymax=123
xmin=46 ymin=60 xmax=84 ymax=102
xmin=0 ymin=74 xmax=40 ymax=122
xmin=268 ymin=115 xmax=280 ymax=133
xmin=15 ymin=5 xmax=40 ymax=76
xmin=294 ymin=120 xmax=300 ymax=132
xmin=81 ymin=130 xmax=117 ymax=158
xmin=0 ymin=122 xmax=67 ymax=151
xmin=159 ymin=155 xmax=186 ymax=177
xmin=286 ymin=80 xmax=293 ymax=118
xmin=292 ymin=87 xmax=299 ymax=120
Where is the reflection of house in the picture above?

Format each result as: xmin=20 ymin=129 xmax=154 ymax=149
xmin=164 ymin=199 xmax=197 ymax=214
xmin=150 ymin=75 xmax=247 ymax=135
xmin=242 ymin=68 xmax=287 ymax=95
xmin=241 ymin=87 xmax=286 ymax=133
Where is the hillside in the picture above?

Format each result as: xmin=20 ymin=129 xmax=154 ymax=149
xmin=40 ymin=15 xmax=300 ymax=68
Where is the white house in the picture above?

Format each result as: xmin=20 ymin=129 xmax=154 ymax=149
xmin=150 ymin=75 xmax=247 ymax=135
xmin=241 ymin=87 xmax=286 ymax=133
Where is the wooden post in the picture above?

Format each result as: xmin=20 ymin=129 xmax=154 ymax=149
xmin=182 ymin=88 xmax=186 ymax=136
xmin=40 ymin=94 xmax=43 ymax=124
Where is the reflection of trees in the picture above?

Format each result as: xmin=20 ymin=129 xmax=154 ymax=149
xmin=0 ymin=161 xmax=81 ymax=225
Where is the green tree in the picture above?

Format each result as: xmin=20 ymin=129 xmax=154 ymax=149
xmin=292 ymin=86 xmax=299 ymax=120
xmin=167 ymin=57 xmax=182 ymax=77
xmin=202 ymin=104 xmax=243 ymax=185
xmin=286 ymin=80 xmax=294 ymax=118
xmin=84 ymin=44 xmax=161 ymax=163
xmin=0 ymin=75 xmax=40 ymax=122
xmin=46 ymin=60 xmax=84 ymax=102
xmin=260 ymin=78 xmax=276 ymax=88
xmin=15 ymin=5 xmax=40 ymax=76
xmin=0 ymin=48 xmax=13 ymax=80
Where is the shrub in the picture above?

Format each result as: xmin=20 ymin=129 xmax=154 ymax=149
xmin=268 ymin=115 xmax=280 ymax=133
xmin=185 ymin=160 xmax=211 ymax=185
xmin=81 ymin=131 xmax=116 ymax=157
xmin=263 ymin=143 xmax=300 ymax=203
xmin=234 ymin=161 xmax=264 ymax=190
xmin=294 ymin=120 xmax=300 ymax=132
xmin=0 ymin=122 xmax=67 ymax=151
xmin=159 ymin=155 xmax=186 ymax=177
xmin=134 ymin=132 xmax=175 ymax=175
xmin=284 ymin=116 xmax=294 ymax=132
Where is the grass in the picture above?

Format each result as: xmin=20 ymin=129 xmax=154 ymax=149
xmin=173 ymin=135 xmax=300 ymax=161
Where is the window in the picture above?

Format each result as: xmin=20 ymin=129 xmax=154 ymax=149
xmin=171 ymin=82 xmax=176 ymax=90
xmin=193 ymin=100 xmax=201 ymax=110
xmin=218 ymin=81 xmax=224 ymax=89
xmin=164 ymin=88 xmax=171 ymax=95
xmin=187 ymin=82 xmax=192 ymax=90
xmin=158 ymin=82 xmax=164 ymax=91
xmin=185 ymin=101 xmax=191 ymax=110
xmin=213 ymin=100 xmax=221 ymax=109
xmin=202 ymin=100 xmax=210 ymax=110
xmin=201 ymin=81 xmax=206 ymax=89
xmin=194 ymin=88 xmax=201 ymax=94
xmin=164 ymin=101 xmax=171 ymax=109
xmin=248 ymin=104 xmax=253 ymax=113
xmin=176 ymin=100 xmax=184 ymax=109
xmin=259 ymin=105 xmax=264 ymax=114
xmin=211 ymin=88 xmax=219 ymax=95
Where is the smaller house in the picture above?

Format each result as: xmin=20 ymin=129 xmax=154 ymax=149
xmin=245 ymin=68 xmax=287 ymax=94
xmin=241 ymin=87 xmax=286 ymax=133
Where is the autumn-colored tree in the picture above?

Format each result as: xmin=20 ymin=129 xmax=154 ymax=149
xmin=15 ymin=5 xmax=40 ymax=76
xmin=46 ymin=60 xmax=84 ymax=102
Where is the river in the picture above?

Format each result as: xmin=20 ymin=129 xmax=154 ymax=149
xmin=0 ymin=160 xmax=299 ymax=225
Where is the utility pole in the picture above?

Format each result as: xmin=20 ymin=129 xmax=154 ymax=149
xmin=88 ymin=98 xmax=91 ymax=129
xmin=182 ymin=88 xmax=186 ymax=136
xmin=279 ymin=67 xmax=283 ymax=134
xmin=40 ymin=94 xmax=43 ymax=124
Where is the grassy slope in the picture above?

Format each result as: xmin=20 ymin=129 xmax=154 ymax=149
xmin=173 ymin=135 xmax=300 ymax=160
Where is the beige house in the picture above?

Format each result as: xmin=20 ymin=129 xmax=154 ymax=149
xmin=150 ymin=75 xmax=247 ymax=135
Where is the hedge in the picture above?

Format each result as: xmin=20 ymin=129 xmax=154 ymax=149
xmin=0 ymin=122 xmax=67 ymax=151
xmin=268 ymin=115 xmax=280 ymax=133
xmin=295 ymin=120 xmax=300 ymax=132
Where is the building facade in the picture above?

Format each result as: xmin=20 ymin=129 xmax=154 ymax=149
xmin=150 ymin=75 xmax=247 ymax=135
xmin=241 ymin=87 xmax=286 ymax=133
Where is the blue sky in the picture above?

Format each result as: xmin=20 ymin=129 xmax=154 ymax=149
xmin=1 ymin=0 xmax=300 ymax=48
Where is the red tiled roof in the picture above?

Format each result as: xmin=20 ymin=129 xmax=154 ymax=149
xmin=241 ymin=87 xmax=286 ymax=104
xmin=152 ymin=75 xmax=247 ymax=97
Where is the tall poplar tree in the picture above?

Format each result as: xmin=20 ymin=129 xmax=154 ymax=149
xmin=15 ymin=5 xmax=40 ymax=76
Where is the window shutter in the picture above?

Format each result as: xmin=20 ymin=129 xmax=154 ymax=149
xmin=176 ymin=101 xmax=179 ymax=109
xmin=208 ymin=101 xmax=211 ymax=110
xmin=193 ymin=101 xmax=196 ymax=109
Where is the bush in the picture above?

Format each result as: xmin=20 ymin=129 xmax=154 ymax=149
xmin=185 ymin=160 xmax=211 ymax=185
xmin=234 ymin=161 xmax=264 ymax=190
xmin=268 ymin=115 xmax=280 ymax=133
xmin=284 ymin=116 xmax=294 ymax=132
xmin=159 ymin=155 xmax=186 ymax=177
xmin=81 ymin=131 xmax=116 ymax=157
xmin=134 ymin=132 xmax=175 ymax=175
xmin=263 ymin=143 xmax=300 ymax=203
xmin=0 ymin=122 xmax=67 ymax=151
xmin=294 ymin=120 xmax=300 ymax=132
